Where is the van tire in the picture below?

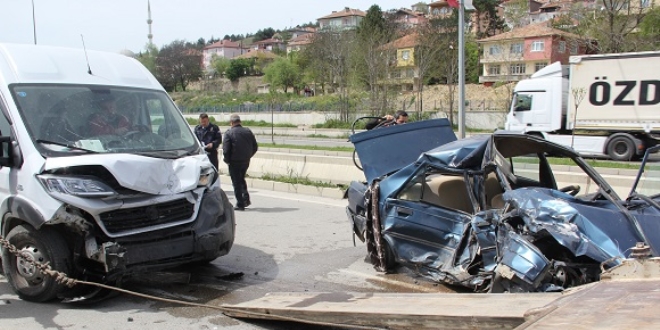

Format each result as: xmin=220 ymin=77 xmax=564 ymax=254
xmin=2 ymin=225 xmax=72 ymax=302
xmin=607 ymin=135 xmax=635 ymax=161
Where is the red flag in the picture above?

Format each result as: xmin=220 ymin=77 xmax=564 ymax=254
xmin=446 ymin=0 xmax=459 ymax=8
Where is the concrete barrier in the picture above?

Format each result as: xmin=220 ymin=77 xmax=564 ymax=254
xmin=216 ymin=148 xmax=654 ymax=200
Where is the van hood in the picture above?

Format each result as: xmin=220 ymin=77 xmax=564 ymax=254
xmin=43 ymin=154 xmax=210 ymax=195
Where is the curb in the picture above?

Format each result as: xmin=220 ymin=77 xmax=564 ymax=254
xmin=218 ymin=174 xmax=346 ymax=200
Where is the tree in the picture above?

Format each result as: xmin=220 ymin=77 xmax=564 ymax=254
xmin=553 ymin=0 xmax=653 ymax=53
xmin=137 ymin=43 xmax=159 ymax=77
xmin=253 ymin=28 xmax=276 ymax=41
xmin=210 ymin=56 xmax=231 ymax=77
xmin=155 ymin=40 xmax=202 ymax=92
xmin=225 ymin=58 xmax=252 ymax=82
xmin=637 ymin=7 xmax=660 ymax=50
xmin=264 ymin=56 xmax=302 ymax=93
xmin=355 ymin=5 xmax=398 ymax=115
xmin=472 ymin=0 xmax=506 ymax=38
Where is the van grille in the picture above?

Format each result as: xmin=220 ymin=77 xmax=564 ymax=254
xmin=100 ymin=199 xmax=194 ymax=234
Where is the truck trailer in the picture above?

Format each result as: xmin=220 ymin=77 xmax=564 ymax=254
xmin=505 ymin=51 xmax=660 ymax=161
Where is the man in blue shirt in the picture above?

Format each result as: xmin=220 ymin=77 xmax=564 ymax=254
xmin=194 ymin=113 xmax=222 ymax=169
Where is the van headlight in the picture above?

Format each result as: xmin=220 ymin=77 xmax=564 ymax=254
xmin=198 ymin=168 xmax=217 ymax=187
xmin=37 ymin=175 xmax=117 ymax=197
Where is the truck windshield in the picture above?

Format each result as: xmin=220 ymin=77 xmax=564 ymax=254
xmin=10 ymin=84 xmax=199 ymax=157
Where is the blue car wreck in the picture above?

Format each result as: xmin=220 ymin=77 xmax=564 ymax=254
xmin=346 ymin=118 xmax=660 ymax=293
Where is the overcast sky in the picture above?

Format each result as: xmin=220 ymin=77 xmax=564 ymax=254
xmin=2 ymin=0 xmax=409 ymax=53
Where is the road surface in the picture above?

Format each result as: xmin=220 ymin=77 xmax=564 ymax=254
xmin=0 ymin=182 xmax=451 ymax=329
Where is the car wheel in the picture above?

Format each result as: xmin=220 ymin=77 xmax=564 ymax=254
xmin=607 ymin=135 xmax=635 ymax=161
xmin=2 ymin=224 xmax=72 ymax=302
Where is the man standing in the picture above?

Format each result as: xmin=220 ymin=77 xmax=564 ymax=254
xmin=195 ymin=113 xmax=222 ymax=169
xmin=223 ymin=114 xmax=258 ymax=211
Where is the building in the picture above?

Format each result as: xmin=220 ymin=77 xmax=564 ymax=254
xmin=478 ymin=22 xmax=587 ymax=85
xmin=380 ymin=33 xmax=420 ymax=92
xmin=428 ymin=0 xmax=505 ymax=36
xmin=287 ymin=33 xmax=315 ymax=54
xmin=317 ymin=7 xmax=366 ymax=31
xmin=388 ymin=8 xmax=428 ymax=29
xmin=251 ymin=35 xmax=286 ymax=52
xmin=202 ymin=39 xmax=243 ymax=70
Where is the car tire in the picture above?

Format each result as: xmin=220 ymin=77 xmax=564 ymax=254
xmin=607 ymin=135 xmax=635 ymax=161
xmin=2 ymin=224 xmax=72 ymax=302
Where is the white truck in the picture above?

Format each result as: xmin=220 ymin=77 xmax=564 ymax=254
xmin=0 ymin=43 xmax=235 ymax=302
xmin=505 ymin=51 xmax=660 ymax=161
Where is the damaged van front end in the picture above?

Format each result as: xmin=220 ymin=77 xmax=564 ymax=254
xmin=0 ymin=43 xmax=235 ymax=302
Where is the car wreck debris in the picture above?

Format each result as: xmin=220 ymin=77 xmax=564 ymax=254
xmin=346 ymin=118 xmax=660 ymax=293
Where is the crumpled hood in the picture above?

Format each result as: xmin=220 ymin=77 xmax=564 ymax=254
xmin=43 ymin=153 xmax=210 ymax=194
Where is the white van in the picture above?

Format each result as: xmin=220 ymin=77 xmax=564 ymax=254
xmin=0 ymin=43 xmax=235 ymax=302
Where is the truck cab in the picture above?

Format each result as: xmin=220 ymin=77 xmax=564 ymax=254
xmin=0 ymin=43 xmax=235 ymax=302
xmin=506 ymin=62 xmax=568 ymax=134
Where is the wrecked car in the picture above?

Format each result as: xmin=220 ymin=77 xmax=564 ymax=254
xmin=346 ymin=118 xmax=660 ymax=293
xmin=0 ymin=43 xmax=235 ymax=302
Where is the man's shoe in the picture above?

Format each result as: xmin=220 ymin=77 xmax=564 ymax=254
xmin=234 ymin=206 xmax=245 ymax=211
xmin=245 ymin=200 xmax=251 ymax=207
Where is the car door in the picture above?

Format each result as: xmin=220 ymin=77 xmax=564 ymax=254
xmin=379 ymin=173 xmax=475 ymax=271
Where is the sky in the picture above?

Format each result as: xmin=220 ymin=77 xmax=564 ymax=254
xmin=2 ymin=0 xmax=409 ymax=53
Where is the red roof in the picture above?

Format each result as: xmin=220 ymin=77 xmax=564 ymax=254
xmin=204 ymin=39 xmax=241 ymax=50
xmin=478 ymin=22 xmax=581 ymax=43
xmin=318 ymin=7 xmax=366 ymax=19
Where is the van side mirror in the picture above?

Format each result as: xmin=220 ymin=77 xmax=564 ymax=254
xmin=0 ymin=136 xmax=13 ymax=167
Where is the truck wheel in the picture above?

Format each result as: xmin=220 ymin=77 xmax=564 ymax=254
xmin=1 ymin=225 xmax=72 ymax=302
xmin=607 ymin=136 xmax=635 ymax=161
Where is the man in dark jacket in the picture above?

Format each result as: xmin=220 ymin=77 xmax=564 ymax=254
xmin=223 ymin=114 xmax=258 ymax=211
xmin=365 ymin=110 xmax=409 ymax=130
xmin=195 ymin=113 xmax=222 ymax=169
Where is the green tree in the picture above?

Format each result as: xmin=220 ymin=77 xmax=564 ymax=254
xmin=137 ymin=43 xmax=159 ymax=77
xmin=264 ymin=56 xmax=302 ymax=94
xmin=638 ymin=7 xmax=660 ymax=49
xmin=472 ymin=0 xmax=506 ymax=38
xmin=210 ymin=56 xmax=231 ymax=77
xmin=226 ymin=58 xmax=252 ymax=82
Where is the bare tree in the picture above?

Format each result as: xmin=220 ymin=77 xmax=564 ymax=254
xmin=156 ymin=40 xmax=202 ymax=92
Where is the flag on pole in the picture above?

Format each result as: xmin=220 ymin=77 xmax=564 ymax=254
xmin=446 ymin=0 xmax=476 ymax=10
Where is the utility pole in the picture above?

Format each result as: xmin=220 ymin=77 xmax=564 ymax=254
xmin=31 ymin=0 xmax=37 ymax=44
xmin=457 ymin=2 xmax=465 ymax=138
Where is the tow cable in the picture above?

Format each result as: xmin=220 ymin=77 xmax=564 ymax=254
xmin=0 ymin=235 xmax=382 ymax=330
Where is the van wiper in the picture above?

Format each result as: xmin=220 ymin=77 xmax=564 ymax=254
xmin=35 ymin=139 xmax=98 ymax=153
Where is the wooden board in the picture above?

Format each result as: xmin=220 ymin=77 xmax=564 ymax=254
xmin=221 ymin=291 xmax=561 ymax=329
xmin=519 ymin=279 xmax=660 ymax=330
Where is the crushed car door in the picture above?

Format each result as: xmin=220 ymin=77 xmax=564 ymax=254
xmin=379 ymin=173 xmax=475 ymax=272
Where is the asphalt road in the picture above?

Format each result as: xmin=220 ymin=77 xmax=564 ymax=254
xmin=0 ymin=182 xmax=452 ymax=330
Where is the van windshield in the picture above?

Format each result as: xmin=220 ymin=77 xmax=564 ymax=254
xmin=10 ymin=85 xmax=199 ymax=157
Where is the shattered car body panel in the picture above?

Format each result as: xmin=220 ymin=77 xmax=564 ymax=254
xmin=347 ymin=121 xmax=660 ymax=292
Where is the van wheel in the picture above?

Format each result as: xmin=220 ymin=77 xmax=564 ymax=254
xmin=607 ymin=136 xmax=635 ymax=161
xmin=2 ymin=225 xmax=72 ymax=302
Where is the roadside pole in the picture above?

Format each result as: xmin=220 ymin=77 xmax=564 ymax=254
xmin=458 ymin=0 xmax=466 ymax=139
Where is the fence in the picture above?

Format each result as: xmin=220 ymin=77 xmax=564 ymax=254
xmin=178 ymin=98 xmax=509 ymax=114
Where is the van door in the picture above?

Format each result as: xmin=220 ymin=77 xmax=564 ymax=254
xmin=0 ymin=93 xmax=14 ymax=215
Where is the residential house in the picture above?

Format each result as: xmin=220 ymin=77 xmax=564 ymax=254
xmin=251 ymin=35 xmax=286 ymax=52
xmin=317 ymin=7 xmax=366 ymax=31
xmin=388 ymin=8 xmax=428 ymax=29
xmin=288 ymin=26 xmax=316 ymax=40
xmin=202 ymin=39 xmax=243 ymax=70
xmin=380 ymin=33 xmax=420 ymax=92
xmin=287 ymin=33 xmax=315 ymax=54
xmin=234 ymin=49 xmax=279 ymax=76
xmin=478 ymin=22 xmax=587 ymax=85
